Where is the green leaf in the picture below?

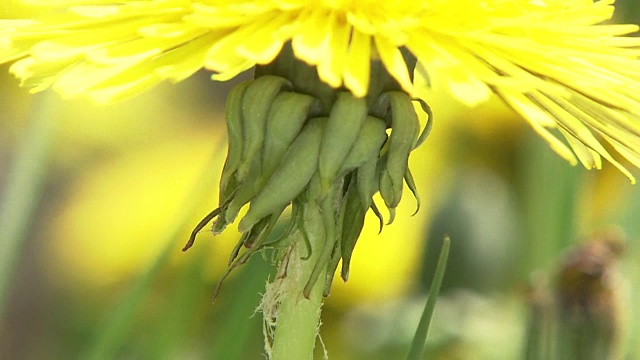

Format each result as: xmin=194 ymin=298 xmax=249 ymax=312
xmin=406 ymin=236 xmax=450 ymax=360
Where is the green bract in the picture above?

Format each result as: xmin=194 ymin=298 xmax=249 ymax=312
xmin=184 ymin=74 xmax=431 ymax=297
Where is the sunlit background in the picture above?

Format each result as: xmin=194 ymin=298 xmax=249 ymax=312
xmin=1 ymin=2 xmax=640 ymax=359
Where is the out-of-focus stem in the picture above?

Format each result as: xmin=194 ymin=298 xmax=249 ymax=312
xmin=0 ymin=94 xmax=54 ymax=319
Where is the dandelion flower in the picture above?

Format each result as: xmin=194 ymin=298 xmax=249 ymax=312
xmin=4 ymin=1 xmax=640 ymax=358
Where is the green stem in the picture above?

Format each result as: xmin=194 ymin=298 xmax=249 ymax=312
xmin=269 ymin=202 xmax=327 ymax=360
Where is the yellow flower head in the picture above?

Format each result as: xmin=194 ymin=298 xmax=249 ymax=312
xmin=2 ymin=0 xmax=640 ymax=180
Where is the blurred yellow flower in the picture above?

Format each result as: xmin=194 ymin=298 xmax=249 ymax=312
xmin=1 ymin=0 xmax=639 ymax=181
xmin=47 ymin=126 xmax=226 ymax=289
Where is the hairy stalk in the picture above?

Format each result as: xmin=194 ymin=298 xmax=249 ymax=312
xmin=263 ymin=202 xmax=327 ymax=360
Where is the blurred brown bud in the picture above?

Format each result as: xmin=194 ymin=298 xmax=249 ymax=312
xmin=554 ymin=229 xmax=626 ymax=360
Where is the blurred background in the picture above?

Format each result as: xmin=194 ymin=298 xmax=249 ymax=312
xmin=1 ymin=2 xmax=640 ymax=359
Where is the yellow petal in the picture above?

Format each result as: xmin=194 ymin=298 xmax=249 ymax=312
xmin=343 ymin=29 xmax=370 ymax=98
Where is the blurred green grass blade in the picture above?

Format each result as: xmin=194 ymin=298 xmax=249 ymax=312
xmin=208 ymin=255 xmax=272 ymax=360
xmin=0 ymin=94 xmax=55 ymax=319
xmin=84 ymin=232 xmax=175 ymax=360
xmin=620 ymin=179 xmax=640 ymax=236
xmin=82 ymin=150 xmax=221 ymax=360
xmin=519 ymin=134 xmax=580 ymax=275
xmin=142 ymin=242 xmax=271 ymax=359
xmin=619 ymin=182 xmax=640 ymax=360
xmin=143 ymin=218 xmax=274 ymax=359
xmin=406 ymin=236 xmax=450 ymax=360
xmin=518 ymin=134 xmax=580 ymax=359
xmin=142 ymin=249 xmax=209 ymax=359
